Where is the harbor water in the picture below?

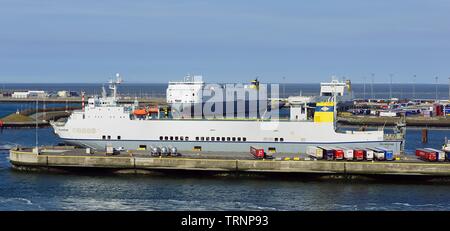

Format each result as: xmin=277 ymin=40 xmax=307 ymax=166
xmin=0 ymin=127 xmax=450 ymax=211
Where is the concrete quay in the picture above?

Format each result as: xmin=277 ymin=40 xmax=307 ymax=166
xmin=338 ymin=116 xmax=450 ymax=127
xmin=9 ymin=147 xmax=450 ymax=178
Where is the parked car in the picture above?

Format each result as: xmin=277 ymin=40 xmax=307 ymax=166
xmin=114 ymin=146 xmax=125 ymax=152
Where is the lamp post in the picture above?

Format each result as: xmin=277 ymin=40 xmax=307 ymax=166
xmin=389 ymin=74 xmax=393 ymax=99
xmin=435 ymin=76 xmax=439 ymax=102
xmin=363 ymin=76 xmax=366 ymax=99
xmin=371 ymin=73 xmax=374 ymax=99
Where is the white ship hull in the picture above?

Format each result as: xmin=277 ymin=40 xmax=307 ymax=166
xmin=53 ymin=116 xmax=402 ymax=154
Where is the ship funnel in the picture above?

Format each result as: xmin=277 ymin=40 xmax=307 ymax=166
xmin=314 ymin=102 xmax=335 ymax=123
xmin=346 ymin=80 xmax=352 ymax=92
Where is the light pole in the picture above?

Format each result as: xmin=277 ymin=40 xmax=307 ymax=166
xmin=413 ymin=74 xmax=416 ymax=100
xmin=371 ymin=73 xmax=374 ymax=99
xmin=448 ymin=77 xmax=450 ymax=101
xmin=389 ymin=73 xmax=393 ymax=99
xmin=435 ymin=76 xmax=439 ymax=102
xmin=363 ymin=76 xmax=366 ymax=100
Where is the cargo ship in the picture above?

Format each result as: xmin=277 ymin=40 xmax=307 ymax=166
xmin=51 ymin=75 xmax=404 ymax=155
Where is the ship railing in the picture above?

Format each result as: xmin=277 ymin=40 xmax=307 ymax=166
xmin=49 ymin=120 xmax=66 ymax=127
xmin=384 ymin=133 xmax=403 ymax=140
xmin=145 ymin=117 xmax=293 ymax=121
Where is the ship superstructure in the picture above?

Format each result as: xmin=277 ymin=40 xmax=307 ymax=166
xmin=317 ymin=77 xmax=353 ymax=102
xmin=51 ymin=75 xmax=403 ymax=154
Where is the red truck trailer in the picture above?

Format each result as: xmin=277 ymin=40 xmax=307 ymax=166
xmin=416 ymin=148 xmax=437 ymax=161
xmin=250 ymin=146 xmax=265 ymax=159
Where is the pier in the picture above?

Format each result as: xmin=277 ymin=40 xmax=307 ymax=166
xmin=337 ymin=115 xmax=450 ymax=127
xmin=9 ymin=147 xmax=450 ymax=178
xmin=0 ymin=96 xmax=166 ymax=104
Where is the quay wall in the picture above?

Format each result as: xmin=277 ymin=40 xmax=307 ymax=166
xmin=9 ymin=150 xmax=450 ymax=177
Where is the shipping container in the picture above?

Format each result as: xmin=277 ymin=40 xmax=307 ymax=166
xmin=424 ymin=148 xmax=446 ymax=162
xmin=328 ymin=147 xmax=344 ymax=160
xmin=376 ymin=147 xmax=394 ymax=161
xmin=415 ymin=148 xmax=436 ymax=161
xmin=315 ymin=148 xmax=324 ymax=159
xmin=318 ymin=146 xmax=334 ymax=160
xmin=364 ymin=149 xmax=374 ymax=160
xmin=368 ymin=148 xmax=385 ymax=160
xmin=106 ymin=146 xmax=115 ymax=155
xmin=307 ymin=146 xmax=323 ymax=159
xmin=422 ymin=110 xmax=432 ymax=117
xmin=307 ymin=146 xmax=318 ymax=158
xmin=250 ymin=146 xmax=265 ymax=159
xmin=353 ymin=149 xmax=365 ymax=161
xmin=433 ymin=104 xmax=444 ymax=116
xmin=445 ymin=107 xmax=450 ymax=116
xmin=339 ymin=147 xmax=354 ymax=160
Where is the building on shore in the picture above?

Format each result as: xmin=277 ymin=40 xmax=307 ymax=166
xmin=12 ymin=90 xmax=47 ymax=99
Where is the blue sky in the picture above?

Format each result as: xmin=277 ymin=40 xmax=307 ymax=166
xmin=1 ymin=0 xmax=449 ymax=83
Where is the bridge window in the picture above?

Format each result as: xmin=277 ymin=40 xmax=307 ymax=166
xmin=107 ymin=135 xmax=111 ymax=140
xmin=165 ymin=136 xmax=168 ymax=140
xmin=243 ymin=137 xmax=247 ymax=142
xmin=102 ymin=135 xmax=106 ymax=140
xmin=280 ymin=138 xmax=284 ymax=142
xmin=237 ymin=137 xmax=241 ymax=141
xmin=227 ymin=137 xmax=231 ymax=141
xmin=232 ymin=137 xmax=236 ymax=141
xmin=275 ymin=138 xmax=278 ymax=142
xmin=185 ymin=136 xmax=189 ymax=141
xmin=175 ymin=136 xmax=179 ymax=141
xmin=159 ymin=136 xmax=163 ymax=140
xmin=211 ymin=137 xmax=215 ymax=141
xmin=196 ymin=137 xmax=199 ymax=141
xmin=117 ymin=136 xmax=121 ymax=140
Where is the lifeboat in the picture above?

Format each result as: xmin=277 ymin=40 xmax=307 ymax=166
xmin=133 ymin=109 xmax=148 ymax=116
xmin=147 ymin=106 xmax=159 ymax=114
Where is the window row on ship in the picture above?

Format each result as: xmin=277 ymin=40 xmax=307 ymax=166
xmin=158 ymin=136 xmax=284 ymax=142
xmin=100 ymin=135 xmax=285 ymax=142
